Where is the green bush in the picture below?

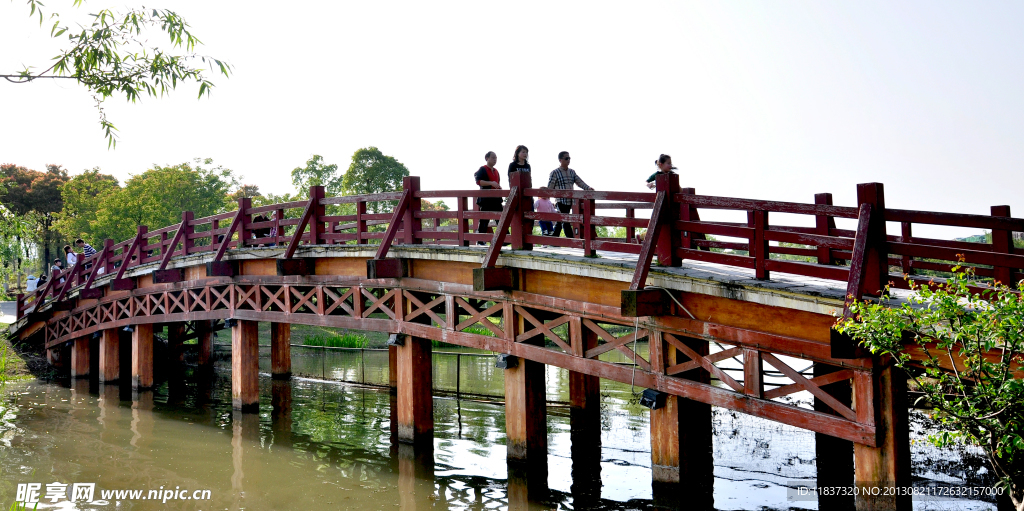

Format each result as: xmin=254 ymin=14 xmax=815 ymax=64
xmin=838 ymin=265 xmax=1024 ymax=506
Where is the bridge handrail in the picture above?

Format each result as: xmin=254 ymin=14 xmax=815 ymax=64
xmin=15 ymin=175 xmax=1024 ymax=321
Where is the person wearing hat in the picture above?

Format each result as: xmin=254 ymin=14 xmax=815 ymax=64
xmin=646 ymin=154 xmax=677 ymax=189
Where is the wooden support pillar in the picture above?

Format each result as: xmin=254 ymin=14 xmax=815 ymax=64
xmin=71 ymin=337 xmax=90 ymax=378
xmin=99 ymin=329 xmax=120 ymax=383
xmin=650 ymin=335 xmax=713 ymax=510
xmin=569 ymin=319 xmax=601 ymax=505
xmin=854 ymin=363 xmax=911 ymax=511
xmin=815 ymin=363 xmax=855 ymax=511
xmin=131 ymin=324 xmax=154 ymax=390
xmin=271 ymin=322 xmax=291 ymax=379
xmin=231 ymin=319 xmax=260 ymax=412
xmin=196 ymin=320 xmax=214 ymax=368
xmin=166 ymin=322 xmax=186 ymax=366
xmin=504 ymin=357 xmax=548 ymax=469
xmin=396 ymin=335 xmax=433 ymax=445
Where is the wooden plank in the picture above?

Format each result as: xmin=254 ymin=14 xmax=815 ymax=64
xmin=886 ymin=207 xmax=1024 ymax=231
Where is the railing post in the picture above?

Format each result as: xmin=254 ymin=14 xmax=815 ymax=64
xmin=237 ymin=197 xmax=252 ymax=249
xmin=582 ymin=197 xmax=596 ymax=256
xmin=510 ymin=171 xmax=532 ymax=250
xmin=653 ymin=173 xmax=681 ymax=266
xmin=991 ymin=205 xmax=1013 ymax=286
xmin=308 ymin=186 xmax=326 ymax=245
xmin=104 ymin=239 xmax=115 ymax=275
xmin=814 ymin=193 xmax=836 ymax=265
xmin=274 ymin=207 xmax=284 ymax=246
xmin=403 ymin=177 xmax=421 ymax=245
xmin=625 ymin=207 xmax=636 ymax=243
xmin=15 ymin=293 xmax=24 ymax=320
xmin=181 ymin=213 xmax=194 ymax=256
xmin=356 ymin=200 xmax=367 ymax=245
xmin=457 ymin=196 xmax=468 ymax=247
xmin=856 ymin=183 xmax=888 ymax=296
xmin=899 ymin=222 xmax=913 ymax=276
xmin=747 ymin=210 xmax=770 ymax=279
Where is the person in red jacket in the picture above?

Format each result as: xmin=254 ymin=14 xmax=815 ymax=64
xmin=474 ymin=151 xmax=503 ymax=243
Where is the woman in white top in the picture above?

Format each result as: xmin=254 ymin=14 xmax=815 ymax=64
xmin=64 ymin=244 xmax=78 ymax=267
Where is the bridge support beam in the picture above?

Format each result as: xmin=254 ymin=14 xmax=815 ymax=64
xmin=271 ymin=322 xmax=291 ymax=379
xmin=504 ymin=355 xmax=548 ymax=490
xmin=71 ymin=337 xmax=90 ymax=379
xmin=815 ymin=363 xmax=855 ymax=511
xmin=396 ymin=336 xmax=433 ymax=445
xmin=167 ymin=322 xmax=186 ymax=366
xmin=131 ymin=324 xmax=154 ymax=390
xmin=196 ymin=320 xmax=214 ymax=369
xmin=570 ymin=321 xmax=602 ymax=504
xmin=854 ymin=364 xmax=910 ymax=511
xmin=231 ymin=319 xmax=260 ymax=412
xmin=99 ymin=329 xmax=120 ymax=383
xmin=650 ymin=335 xmax=713 ymax=510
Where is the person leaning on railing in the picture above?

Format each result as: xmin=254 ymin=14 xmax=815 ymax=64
xmin=646 ymin=154 xmax=676 ymax=189
xmin=474 ymin=151 xmax=503 ymax=244
xmin=542 ymin=151 xmax=593 ymax=239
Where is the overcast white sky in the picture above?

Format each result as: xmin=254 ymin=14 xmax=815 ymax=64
xmin=2 ymin=1 xmax=1022 ymax=238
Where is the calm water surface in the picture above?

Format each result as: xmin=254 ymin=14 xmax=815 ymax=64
xmin=0 ymin=343 xmax=998 ymax=510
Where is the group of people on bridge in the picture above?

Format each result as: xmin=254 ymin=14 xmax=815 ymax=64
xmin=473 ymin=146 xmax=678 ymax=244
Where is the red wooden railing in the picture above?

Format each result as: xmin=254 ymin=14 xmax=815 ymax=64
xmin=16 ymin=173 xmax=1024 ymax=321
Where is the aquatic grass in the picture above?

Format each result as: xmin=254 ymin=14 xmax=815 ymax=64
xmin=303 ymin=332 xmax=369 ymax=348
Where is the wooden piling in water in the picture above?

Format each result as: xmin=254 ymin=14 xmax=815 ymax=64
xmin=99 ymin=329 xmax=119 ymax=383
xmin=71 ymin=337 xmax=90 ymax=378
xmin=396 ymin=336 xmax=433 ymax=445
xmin=271 ymin=322 xmax=291 ymax=379
xmin=131 ymin=324 xmax=154 ymax=390
xmin=231 ymin=319 xmax=260 ymax=411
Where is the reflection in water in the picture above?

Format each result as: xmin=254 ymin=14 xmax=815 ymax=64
xmin=0 ymin=346 xmax=1000 ymax=511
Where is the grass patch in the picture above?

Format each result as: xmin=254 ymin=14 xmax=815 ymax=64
xmin=303 ymin=332 xmax=370 ymax=348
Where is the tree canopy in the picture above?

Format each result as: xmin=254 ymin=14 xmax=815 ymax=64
xmin=291 ymin=155 xmax=341 ymax=196
xmin=58 ymin=159 xmax=236 ymax=244
xmin=341 ymin=147 xmax=409 ymax=212
xmin=4 ymin=1 xmax=230 ymax=147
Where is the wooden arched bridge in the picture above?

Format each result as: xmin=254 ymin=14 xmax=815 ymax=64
xmin=10 ymin=172 xmax=1023 ymax=510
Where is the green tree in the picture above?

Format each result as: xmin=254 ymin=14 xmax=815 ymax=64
xmin=291 ymin=155 xmax=341 ymax=195
xmin=3 ymin=1 xmax=230 ymax=147
xmin=0 ymin=163 xmax=69 ymax=271
xmin=90 ymin=158 xmax=236 ymax=243
xmin=838 ymin=267 xmax=1024 ymax=508
xmin=52 ymin=168 xmax=119 ymax=244
xmin=341 ymin=147 xmax=409 ymax=213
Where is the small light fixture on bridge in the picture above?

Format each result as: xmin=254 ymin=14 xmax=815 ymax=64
xmin=494 ymin=354 xmax=518 ymax=370
xmin=123 ymin=325 xmax=134 ymax=333
xmin=224 ymin=318 xmax=238 ymax=328
xmin=386 ymin=333 xmax=406 ymax=347
xmin=638 ymin=389 xmax=666 ymax=410
xmin=91 ymin=331 xmax=101 ymax=339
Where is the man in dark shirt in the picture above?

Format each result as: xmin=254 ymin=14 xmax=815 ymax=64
xmin=542 ymin=151 xmax=593 ymax=238
xmin=474 ymin=151 xmax=503 ymax=243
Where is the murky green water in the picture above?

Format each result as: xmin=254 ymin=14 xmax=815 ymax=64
xmin=0 ymin=339 xmax=999 ymax=510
